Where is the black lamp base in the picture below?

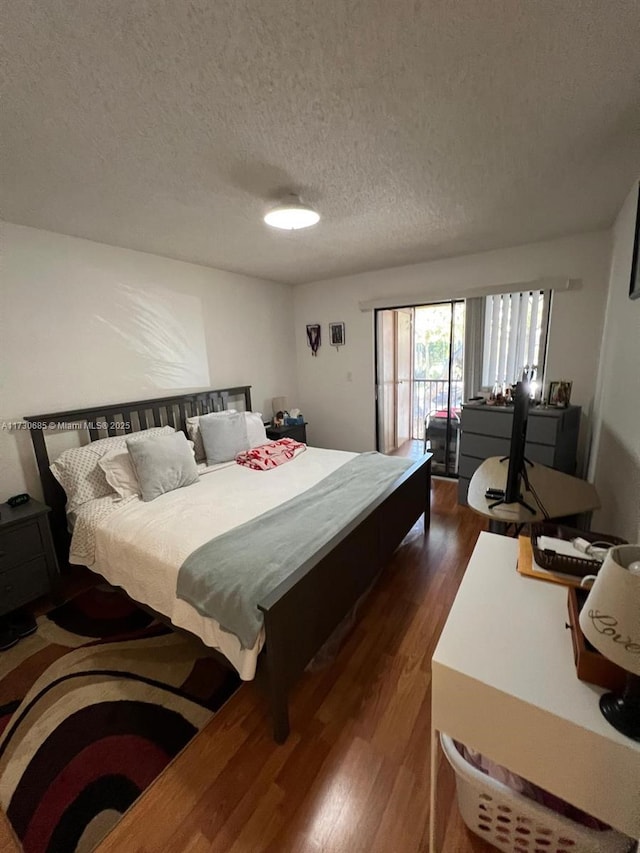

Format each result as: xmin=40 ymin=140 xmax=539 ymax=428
xmin=599 ymin=676 xmax=640 ymax=742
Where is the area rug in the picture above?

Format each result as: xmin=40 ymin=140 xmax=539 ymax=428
xmin=0 ymin=585 xmax=241 ymax=853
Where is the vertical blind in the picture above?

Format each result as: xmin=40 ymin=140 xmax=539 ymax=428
xmin=481 ymin=290 xmax=547 ymax=387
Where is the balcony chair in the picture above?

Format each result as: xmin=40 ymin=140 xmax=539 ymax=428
xmin=423 ymin=409 xmax=461 ymax=470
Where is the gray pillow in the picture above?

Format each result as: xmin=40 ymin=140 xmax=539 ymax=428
xmin=126 ymin=431 xmax=199 ymax=502
xmin=200 ymin=411 xmax=249 ymax=464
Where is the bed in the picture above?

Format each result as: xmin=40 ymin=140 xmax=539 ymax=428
xmin=25 ymin=386 xmax=432 ymax=742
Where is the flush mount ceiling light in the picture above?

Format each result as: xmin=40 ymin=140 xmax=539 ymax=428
xmin=263 ymin=195 xmax=320 ymax=230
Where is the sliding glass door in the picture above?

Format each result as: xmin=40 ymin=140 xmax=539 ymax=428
xmin=413 ymin=301 xmax=465 ymax=476
xmin=375 ymin=308 xmax=414 ymax=454
xmin=375 ymin=301 xmax=464 ymax=476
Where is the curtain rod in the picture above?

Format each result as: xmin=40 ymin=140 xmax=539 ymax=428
xmin=358 ymin=276 xmax=574 ymax=312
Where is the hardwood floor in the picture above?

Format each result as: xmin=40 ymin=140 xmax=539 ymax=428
xmin=0 ymin=480 xmax=493 ymax=853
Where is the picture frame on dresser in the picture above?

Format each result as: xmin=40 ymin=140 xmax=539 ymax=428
xmin=548 ymin=380 xmax=572 ymax=407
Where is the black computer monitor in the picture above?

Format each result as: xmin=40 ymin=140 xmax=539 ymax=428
xmin=504 ymin=381 xmax=530 ymax=503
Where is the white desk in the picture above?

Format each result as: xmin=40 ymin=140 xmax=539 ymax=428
xmin=430 ymin=532 xmax=640 ymax=851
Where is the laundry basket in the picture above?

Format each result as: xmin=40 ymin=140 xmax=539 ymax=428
xmin=440 ymin=734 xmax=634 ymax=853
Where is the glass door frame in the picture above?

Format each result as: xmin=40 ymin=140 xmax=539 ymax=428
xmin=374 ymin=299 xmax=465 ymax=477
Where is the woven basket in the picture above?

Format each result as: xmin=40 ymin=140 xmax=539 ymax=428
xmin=530 ymin=522 xmax=626 ymax=578
xmin=441 ymin=734 xmax=634 ymax=853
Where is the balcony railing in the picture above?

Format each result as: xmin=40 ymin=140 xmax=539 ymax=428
xmin=411 ymin=379 xmax=464 ymax=441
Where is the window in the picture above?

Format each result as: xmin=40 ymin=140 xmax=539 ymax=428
xmin=481 ymin=290 xmax=549 ymax=388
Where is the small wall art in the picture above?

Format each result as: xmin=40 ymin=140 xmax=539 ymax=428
xmin=306 ymin=324 xmax=321 ymax=356
xmin=329 ymin=322 xmax=345 ymax=348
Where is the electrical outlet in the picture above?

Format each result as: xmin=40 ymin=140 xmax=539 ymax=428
xmin=347 ymin=371 xmax=353 ymax=382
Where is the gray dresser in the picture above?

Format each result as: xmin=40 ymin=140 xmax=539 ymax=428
xmin=458 ymin=404 xmax=581 ymax=505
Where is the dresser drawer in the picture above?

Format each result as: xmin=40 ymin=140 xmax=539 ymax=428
xmin=458 ymin=455 xmax=483 ymax=480
xmin=0 ymin=556 xmax=51 ymax=615
xmin=528 ymin=415 xmax=560 ymax=446
xmin=0 ymin=521 xmax=44 ymax=571
xmin=286 ymin=425 xmax=307 ymax=444
xmin=462 ymin=408 xmax=513 ymax=439
xmin=524 ymin=442 xmax=556 ymax=467
xmin=266 ymin=424 xmax=307 ymax=443
xmin=462 ymin=433 xmax=511 ymax=459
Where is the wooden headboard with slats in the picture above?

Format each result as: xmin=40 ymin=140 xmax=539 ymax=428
xmin=24 ymin=385 xmax=252 ymax=563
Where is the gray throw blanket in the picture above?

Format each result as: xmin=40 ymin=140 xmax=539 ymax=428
xmin=177 ymin=452 xmax=414 ymax=649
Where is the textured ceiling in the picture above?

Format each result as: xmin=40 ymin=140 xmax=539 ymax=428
xmin=1 ymin=1 xmax=639 ymax=285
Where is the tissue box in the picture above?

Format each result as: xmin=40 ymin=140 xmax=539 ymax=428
xmin=285 ymin=416 xmax=304 ymax=426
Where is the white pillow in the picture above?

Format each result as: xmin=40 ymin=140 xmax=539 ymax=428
xmin=99 ymin=438 xmax=196 ymax=500
xmin=98 ymin=448 xmax=140 ymax=499
xmin=127 ymin=432 xmax=200 ymax=502
xmin=187 ymin=411 xmax=267 ymax=462
xmin=245 ymin=412 xmax=268 ymax=447
xmin=200 ymin=412 xmax=250 ymax=465
xmin=50 ymin=426 xmax=174 ymax=511
xmin=187 ymin=410 xmax=236 ymax=463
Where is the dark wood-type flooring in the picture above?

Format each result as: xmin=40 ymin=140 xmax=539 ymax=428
xmin=0 ymin=479 xmax=493 ymax=853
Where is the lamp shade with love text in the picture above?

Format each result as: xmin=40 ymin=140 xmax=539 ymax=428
xmin=579 ymin=544 xmax=640 ymax=741
xmin=579 ymin=545 xmax=640 ymax=675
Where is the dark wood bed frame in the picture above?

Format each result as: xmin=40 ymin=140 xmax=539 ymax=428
xmin=25 ymin=385 xmax=432 ymax=742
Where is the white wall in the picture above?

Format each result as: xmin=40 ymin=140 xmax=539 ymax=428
xmin=294 ymin=231 xmax=611 ymax=470
xmin=588 ymin=184 xmax=640 ymax=542
xmin=0 ymin=223 xmax=297 ymax=499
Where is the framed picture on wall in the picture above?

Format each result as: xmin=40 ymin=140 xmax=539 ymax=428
xmin=329 ymin=322 xmax=345 ymax=347
xmin=629 ymin=181 xmax=640 ymax=300
xmin=306 ymin=323 xmax=321 ymax=356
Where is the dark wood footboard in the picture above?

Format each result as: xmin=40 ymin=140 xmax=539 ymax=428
xmin=257 ymin=453 xmax=432 ymax=742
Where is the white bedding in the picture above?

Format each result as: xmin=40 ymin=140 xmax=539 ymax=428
xmin=70 ymin=447 xmax=356 ymax=680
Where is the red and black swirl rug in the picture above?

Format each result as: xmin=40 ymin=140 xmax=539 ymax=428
xmin=0 ymin=586 xmax=240 ymax=853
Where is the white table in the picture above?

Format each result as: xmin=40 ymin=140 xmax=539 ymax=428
xmin=430 ymin=532 xmax=640 ymax=851
xmin=467 ymin=457 xmax=600 ymax=526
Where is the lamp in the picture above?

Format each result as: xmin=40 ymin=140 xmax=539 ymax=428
xmin=272 ymin=397 xmax=288 ymax=417
xmin=579 ymin=544 xmax=640 ymax=741
xmin=271 ymin=397 xmax=288 ymax=427
xmin=263 ymin=195 xmax=320 ymax=230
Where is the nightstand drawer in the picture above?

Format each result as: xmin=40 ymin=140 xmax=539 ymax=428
xmin=0 ymin=522 xmax=44 ymax=571
xmin=266 ymin=423 xmax=307 ymax=444
xmin=283 ymin=425 xmax=307 ymax=444
xmin=0 ymin=556 xmax=51 ymax=614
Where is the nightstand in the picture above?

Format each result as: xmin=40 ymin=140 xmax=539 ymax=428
xmin=0 ymin=499 xmax=60 ymax=617
xmin=266 ymin=422 xmax=308 ymax=444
